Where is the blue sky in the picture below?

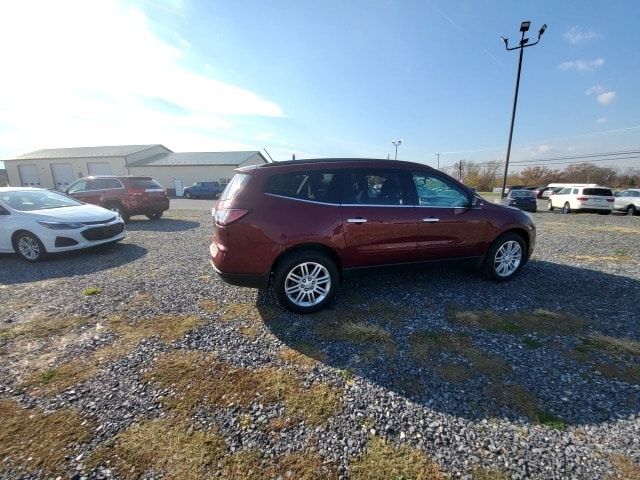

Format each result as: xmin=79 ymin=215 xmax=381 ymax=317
xmin=1 ymin=0 xmax=639 ymax=171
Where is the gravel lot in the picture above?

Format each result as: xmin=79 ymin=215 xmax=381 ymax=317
xmin=1 ymin=205 xmax=639 ymax=479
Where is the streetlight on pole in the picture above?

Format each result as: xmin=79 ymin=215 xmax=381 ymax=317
xmin=499 ymin=21 xmax=547 ymax=198
xmin=435 ymin=153 xmax=440 ymax=170
xmin=392 ymin=140 xmax=403 ymax=160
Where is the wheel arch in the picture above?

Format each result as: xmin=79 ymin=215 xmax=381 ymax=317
xmin=11 ymin=229 xmax=42 ymax=253
xmin=271 ymin=243 xmax=343 ymax=278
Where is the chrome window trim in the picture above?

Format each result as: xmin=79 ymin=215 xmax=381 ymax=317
xmin=264 ymin=193 xmax=477 ymax=209
xmin=72 ymin=179 xmax=125 ymax=193
xmin=264 ymin=193 xmax=339 ymax=206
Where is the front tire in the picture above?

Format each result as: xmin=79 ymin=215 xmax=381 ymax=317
xmin=482 ymin=233 xmax=526 ymax=282
xmin=185 ymin=192 xmax=192 ymax=199
xmin=547 ymin=200 xmax=554 ymax=212
xmin=562 ymin=202 xmax=571 ymax=214
xmin=13 ymin=231 xmax=47 ymax=262
xmin=274 ymin=251 xmax=338 ymax=314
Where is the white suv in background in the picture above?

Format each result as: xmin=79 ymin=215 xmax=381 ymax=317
xmin=613 ymin=189 xmax=640 ymax=216
xmin=547 ymin=186 xmax=614 ymax=215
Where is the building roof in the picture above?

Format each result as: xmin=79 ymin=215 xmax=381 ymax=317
xmin=129 ymin=151 xmax=264 ymax=167
xmin=10 ymin=145 xmax=169 ymax=160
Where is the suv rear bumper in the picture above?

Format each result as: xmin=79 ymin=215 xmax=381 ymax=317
xmin=210 ymin=261 xmax=270 ymax=289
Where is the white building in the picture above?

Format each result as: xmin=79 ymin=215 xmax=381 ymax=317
xmin=3 ymin=145 xmax=268 ymax=193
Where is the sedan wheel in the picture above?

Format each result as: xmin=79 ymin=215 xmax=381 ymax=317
xmin=15 ymin=232 xmax=46 ymax=262
xmin=627 ymin=205 xmax=636 ymax=216
xmin=274 ymin=251 xmax=338 ymax=313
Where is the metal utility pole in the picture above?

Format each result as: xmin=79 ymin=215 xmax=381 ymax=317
xmin=458 ymin=160 xmax=465 ymax=181
xmin=436 ymin=153 xmax=440 ymax=170
xmin=499 ymin=21 xmax=547 ymax=198
xmin=392 ymin=140 xmax=403 ymax=160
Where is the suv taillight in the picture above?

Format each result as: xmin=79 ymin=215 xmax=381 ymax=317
xmin=214 ymin=208 xmax=249 ymax=226
xmin=576 ymin=196 xmax=588 ymax=201
xmin=128 ymin=188 xmax=145 ymax=197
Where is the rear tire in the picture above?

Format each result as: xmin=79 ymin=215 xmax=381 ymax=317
xmin=146 ymin=212 xmax=163 ymax=220
xmin=274 ymin=250 xmax=339 ymax=314
xmin=627 ymin=205 xmax=636 ymax=216
xmin=13 ymin=231 xmax=47 ymax=262
xmin=185 ymin=192 xmax=192 ymax=199
xmin=547 ymin=200 xmax=554 ymax=212
xmin=482 ymin=232 xmax=527 ymax=282
xmin=105 ymin=202 xmax=129 ymax=223
xmin=562 ymin=203 xmax=571 ymax=214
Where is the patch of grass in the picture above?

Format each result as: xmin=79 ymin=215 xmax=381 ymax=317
xmin=88 ymin=418 xmax=226 ymax=479
xmin=278 ymin=347 xmax=319 ymax=369
xmin=409 ymin=331 xmax=510 ymax=379
xmin=434 ymin=362 xmax=475 ymax=382
xmin=266 ymin=451 xmax=336 ymax=480
xmin=471 ymin=467 xmax=511 ymax=480
xmin=198 ymin=299 xmax=218 ymax=313
xmin=368 ymin=301 xmax=411 ymax=328
xmin=82 ymin=286 xmax=102 ymax=295
xmin=350 ymin=436 xmax=444 ymax=480
xmin=523 ymin=337 xmax=543 ymax=349
xmin=580 ymin=334 xmax=640 ymax=357
xmin=608 ymin=455 xmax=640 ymax=480
xmin=595 ymin=363 xmax=640 ymax=384
xmin=316 ymin=321 xmax=394 ymax=345
xmin=448 ymin=307 xmax=584 ymax=336
xmin=108 ymin=314 xmax=203 ymax=345
xmin=0 ymin=315 xmax=92 ymax=341
xmin=488 ymin=383 xmax=566 ymax=428
xmin=239 ymin=324 xmax=260 ymax=339
xmin=0 ymin=399 xmax=92 ymax=475
xmin=219 ymin=302 xmax=260 ymax=322
xmin=146 ymin=350 xmax=341 ymax=424
xmin=568 ymin=253 xmax=634 ymax=263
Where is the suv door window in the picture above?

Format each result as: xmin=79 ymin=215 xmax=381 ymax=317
xmin=104 ymin=178 xmax=123 ymax=189
xmin=67 ymin=180 xmax=86 ymax=193
xmin=265 ymin=171 xmax=341 ymax=204
xmin=572 ymin=188 xmax=579 ymax=194
xmin=344 ymin=170 xmax=408 ymax=205
xmin=558 ymin=188 xmax=570 ymax=195
xmin=411 ymin=173 xmax=469 ymax=208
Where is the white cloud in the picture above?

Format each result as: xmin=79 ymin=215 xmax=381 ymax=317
xmin=597 ymin=91 xmax=617 ymax=105
xmin=585 ymin=85 xmax=606 ymax=96
xmin=596 ymin=117 xmax=608 ymax=124
xmin=522 ymin=144 xmax=552 ymax=157
xmin=563 ymin=26 xmax=600 ymax=44
xmin=0 ymin=1 xmax=284 ymax=157
xmin=558 ymin=58 xmax=604 ymax=72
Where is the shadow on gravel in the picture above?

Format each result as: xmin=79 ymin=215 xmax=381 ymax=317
xmin=125 ymin=218 xmax=200 ymax=232
xmin=258 ymin=259 xmax=640 ymax=427
xmin=0 ymin=243 xmax=148 ymax=285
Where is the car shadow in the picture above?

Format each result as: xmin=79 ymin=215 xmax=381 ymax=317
xmin=0 ymin=242 xmax=148 ymax=285
xmin=124 ymin=218 xmax=200 ymax=232
xmin=257 ymin=260 xmax=640 ymax=426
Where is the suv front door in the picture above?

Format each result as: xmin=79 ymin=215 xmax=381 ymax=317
xmin=411 ymin=172 xmax=488 ymax=260
xmin=340 ymin=168 xmax=418 ymax=268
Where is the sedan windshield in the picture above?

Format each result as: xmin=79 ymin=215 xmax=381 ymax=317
xmin=0 ymin=190 xmax=82 ymax=211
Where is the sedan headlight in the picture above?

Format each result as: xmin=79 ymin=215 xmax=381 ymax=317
xmin=37 ymin=221 xmax=84 ymax=230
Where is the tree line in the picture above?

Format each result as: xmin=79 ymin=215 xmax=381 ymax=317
xmin=442 ymin=161 xmax=640 ymax=191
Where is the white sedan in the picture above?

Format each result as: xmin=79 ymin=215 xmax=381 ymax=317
xmin=0 ymin=187 xmax=125 ymax=261
xmin=613 ymin=188 xmax=640 ymax=216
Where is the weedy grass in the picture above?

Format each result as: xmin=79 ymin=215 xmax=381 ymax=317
xmin=0 ymin=399 xmax=92 ymax=475
xmin=488 ymin=382 xmax=566 ymax=429
xmin=349 ymin=436 xmax=444 ymax=480
xmin=0 ymin=315 xmax=93 ymax=342
xmin=608 ymin=455 xmax=640 ymax=480
xmin=316 ymin=321 xmax=394 ymax=345
xmin=82 ymin=286 xmax=102 ymax=296
xmin=448 ymin=307 xmax=584 ymax=336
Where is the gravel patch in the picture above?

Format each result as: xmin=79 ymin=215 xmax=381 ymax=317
xmin=0 ymin=208 xmax=639 ymax=479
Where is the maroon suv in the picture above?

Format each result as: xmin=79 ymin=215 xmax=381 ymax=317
xmin=66 ymin=176 xmax=169 ymax=222
xmin=210 ymin=159 xmax=536 ymax=313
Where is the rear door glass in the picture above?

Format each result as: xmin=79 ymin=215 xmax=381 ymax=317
xmin=344 ymin=169 xmax=409 ymax=206
xmin=129 ymin=178 xmax=163 ymax=190
xmin=583 ymin=188 xmax=613 ymax=196
xmin=265 ymin=171 xmax=341 ymax=204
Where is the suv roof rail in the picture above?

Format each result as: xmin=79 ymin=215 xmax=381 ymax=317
xmin=257 ymin=158 xmax=431 ymax=168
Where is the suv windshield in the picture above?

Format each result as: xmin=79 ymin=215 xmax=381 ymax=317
xmin=583 ymin=188 xmax=613 ymax=196
xmin=0 ymin=190 xmax=82 ymax=211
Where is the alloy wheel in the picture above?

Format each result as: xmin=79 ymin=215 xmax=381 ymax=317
xmin=493 ymin=240 xmax=522 ymax=278
xmin=284 ymin=262 xmax=331 ymax=307
xmin=18 ymin=235 xmax=40 ymax=260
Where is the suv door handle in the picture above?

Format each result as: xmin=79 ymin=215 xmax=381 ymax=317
xmin=347 ymin=218 xmax=367 ymax=224
xmin=422 ymin=217 xmax=439 ymax=223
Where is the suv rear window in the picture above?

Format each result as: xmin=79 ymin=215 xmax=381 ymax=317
xmin=583 ymin=188 xmax=612 ymax=196
xmin=265 ymin=171 xmax=340 ymax=204
xmin=221 ymin=173 xmax=251 ymax=201
xmin=128 ymin=178 xmax=163 ymax=190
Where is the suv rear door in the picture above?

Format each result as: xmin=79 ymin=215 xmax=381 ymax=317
xmin=579 ymin=187 xmax=614 ymax=208
xmin=411 ymin=172 xmax=488 ymax=259
xmin=340 ymin=168 xmax=419 ymax=267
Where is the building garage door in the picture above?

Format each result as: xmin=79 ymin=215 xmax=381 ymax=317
xmin=88 ymin=162 xmax=112 ymax=176
xmin=51 ymin=163 xmax=75 ymax=191
xmin=18 ymin=164 xmax=41 ymax=187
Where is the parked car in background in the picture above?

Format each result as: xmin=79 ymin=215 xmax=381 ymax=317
xmin=542 ymin=187 xmax=563 ymax=198
xmin=66 ymin=176 xmax=169 ymax=222
xmin=503 ymin=185 xmax=526 ymax=196
xmin=547 ymin=186 xmax=614 ymax=214
xmin=210 ymin=158 xmax=536 ymax=313
xmin=613 ymin=188 xmax=640 ymax=215
xmin=0 ymin=187 xmax=125 ymax=261
xmin=503 ymin=188 xmax=537 ymax=213
xmin=183 ymin=181 xmax=224 ymax=199
xmin=533 ymin=186 xmax=552 ymax=198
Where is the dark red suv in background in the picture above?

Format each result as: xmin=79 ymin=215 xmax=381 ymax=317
xmin=66 ymin=176 xmax=169 ymax=222
xmin=211 ymin=159 xmax=536 ymax=313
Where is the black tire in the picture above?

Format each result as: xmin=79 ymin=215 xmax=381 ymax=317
xmin=185 ymin=192 xmax=192 ymax=199
xmin=627 ymin=205 xmax=636 ymax=216
xmin=105 ymin=202 xmax=130 ymax=223
xmin=13 ymin=231 xmax=47 ymax=262
xmin=562 ymin=203 xmax=571 ymax=214
xmin=481 ymin=232 xmax=527 ymax=282
xmin=146 ymin=212 xmax=163 ymax=220
xmin=547 ymin=200 xmax=554 ymax=212
xmin=273 ymin=250 xmax=339 ymax=314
